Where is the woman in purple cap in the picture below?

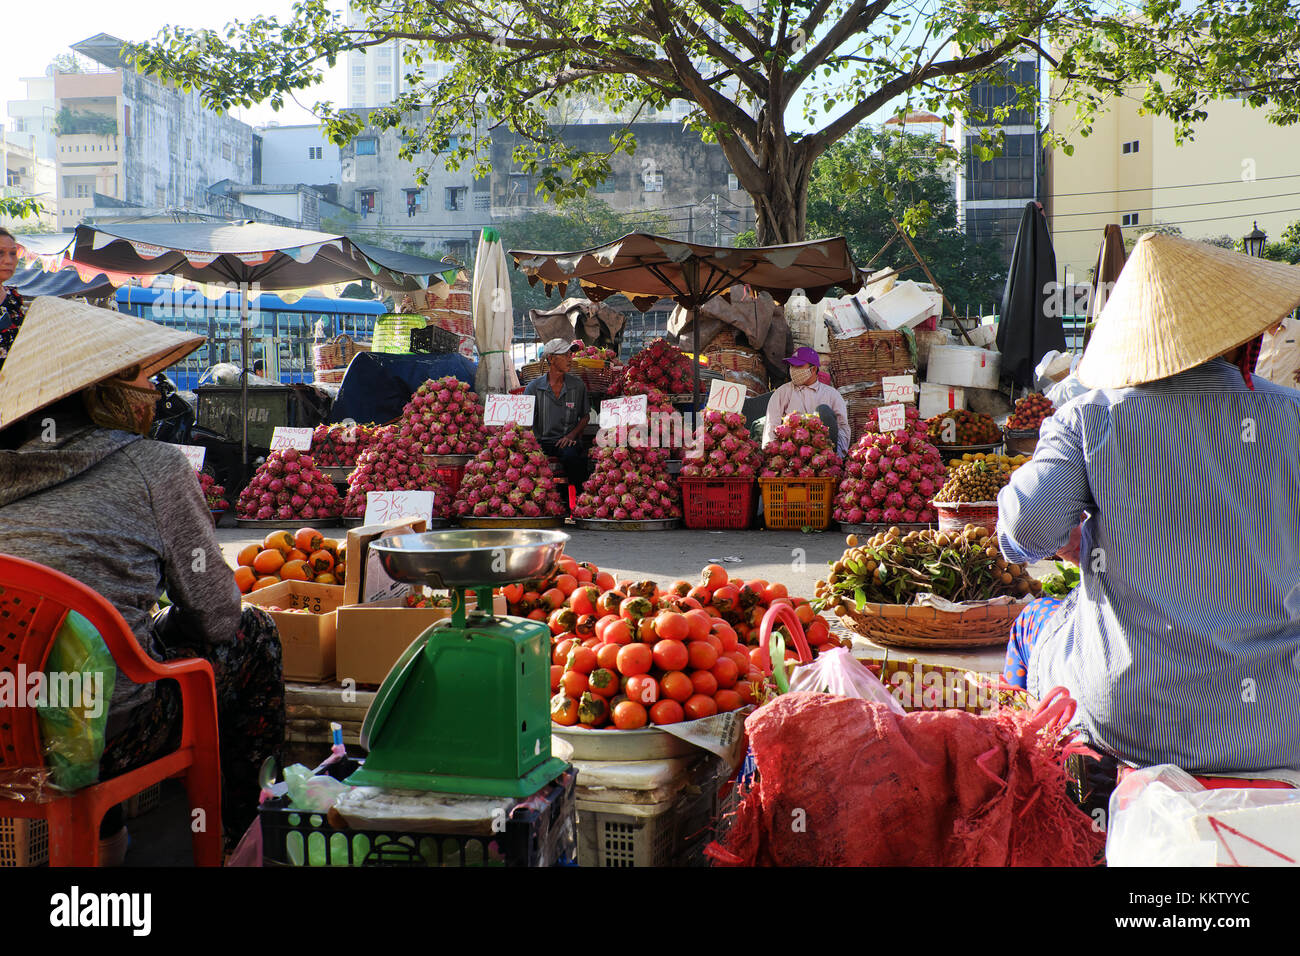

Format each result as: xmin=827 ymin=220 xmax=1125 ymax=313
xmin=760 ymin=347 xmax=851 ymax=456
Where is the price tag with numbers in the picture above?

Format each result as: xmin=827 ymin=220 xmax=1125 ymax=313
xmin=706 ymin=379 xmax=748 ymax=416
xmin=598 ymin=394 xmax=648 ymax=430
xmin=363 ymin=490 xmax=435 ymax=528
xmin=877 ymin=403 xmax=907 ymax=433
xmin=177 ymin=444 xmax=207 ymax=471
xmin=483 ymin=393 xmax=535 ymax=427
xmin=881 ymin=375 xmax=915 ymax=402
xmin=270 ymin=427 xmax=314 ymax=451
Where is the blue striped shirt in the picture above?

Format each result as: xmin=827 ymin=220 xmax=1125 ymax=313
xmin=997 ymin=358 xmax=1300 ymax=772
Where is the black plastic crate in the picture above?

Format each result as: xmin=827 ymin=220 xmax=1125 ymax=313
xmin=410 ymin=324 xmax=461 ymax=354
xmin=259 ymin=770 xmax=577 ymax=867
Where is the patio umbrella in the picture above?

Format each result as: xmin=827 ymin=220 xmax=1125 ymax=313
xmin=7 ymin=266 xmax=116 ymax=301
xmin=528 ymin=298 xmax=627 ymax=353
xmin=996 ymin=202 xmax=1065 ymax=389
xmin=509 ymin=233 xmax=861 ymax=410
xmin=1084 ymin=224 xmax=1127 ymax=351
xmin=68 ymin=221 xmax=455 ymax=471
xmin=472 ymin=228 xmax=519 ymax=396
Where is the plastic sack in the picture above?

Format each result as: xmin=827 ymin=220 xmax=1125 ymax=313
xmin=787 ymin=648 xmax=905 ymax=715
xmin=225 ymin=817 xmax=263 ymax=867
xmin=1107 ymin=765 xmax=1300 ymax=867
xmin=284 ymin=764 xmax=350 ymax=813
xmin=36 ymin=610 xmax=116 ymax=792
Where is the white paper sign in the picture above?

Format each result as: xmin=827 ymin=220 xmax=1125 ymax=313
xmin=483 ymin=393 xmax=535 ymax=427
xmin=362 ymin=528 xmax=412 ymax=603
xmin=599 ymin=394 xmax=648 ymax=430
xmin=364 ymin=490 xmax=435 ymax=527
xmin=877 ymin=403 xmax=907 ymax=433
xmin=881 ymin=375 xmax=915 ymax=402
xmin=177 ymin=444 xmax=206 ymax=471
xmin=270 ymin=426 xmax=314 ymax=451
xmin=706 ymin=379 xmax=748 ymax=415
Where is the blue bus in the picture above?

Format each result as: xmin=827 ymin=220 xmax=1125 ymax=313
xmin=116 ymin=287 xmax=388 ymax=390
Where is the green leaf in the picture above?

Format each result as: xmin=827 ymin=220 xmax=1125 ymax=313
xmin=854 ymin=587 xmax=867 ymax=612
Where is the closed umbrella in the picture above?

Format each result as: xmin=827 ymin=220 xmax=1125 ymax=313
xmin=996 ymin=202 xmax=1065 ymax=388
xmin=472 ymin=228 xmax=519 ymax=396
xmin=1084 ymin=224 xmax=1127 ymax=351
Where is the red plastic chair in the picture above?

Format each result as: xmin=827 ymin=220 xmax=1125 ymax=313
xmin=0 ymin=554 xmax=222 ymax=866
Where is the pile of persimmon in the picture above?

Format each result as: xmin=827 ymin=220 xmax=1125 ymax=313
xmin=548 ymin=562 xmax=840 ymax=730
xmin=232 ymin=527 xmax=346 ymax=594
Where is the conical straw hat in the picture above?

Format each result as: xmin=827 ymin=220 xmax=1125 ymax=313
xmin=0 ymin=296 xmax=204 ymax=431
xmin=1077 ymin=233 xmax=1300 ymax=388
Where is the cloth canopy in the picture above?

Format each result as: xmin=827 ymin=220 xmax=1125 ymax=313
xmin=472 ymin=228 xmax=519 ymax=396
xmin=528 ymin=298 xmax=628 ymax=352
xmin=1084 ymin=224 xmax=1127 ymax=351
xmin=7 ymin=266 xmax=116 ymax=300
xmin=666 ymin=287 xmax=791 ymax=382
xmin=996 ymin=203 xmax=1065 ymax=388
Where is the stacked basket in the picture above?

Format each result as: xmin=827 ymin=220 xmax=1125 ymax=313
xmin=313 ymin=334 xmax=369 ymax=374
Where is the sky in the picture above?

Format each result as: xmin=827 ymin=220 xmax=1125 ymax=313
xmin=2 ymin=0 xmax=345 ymax=129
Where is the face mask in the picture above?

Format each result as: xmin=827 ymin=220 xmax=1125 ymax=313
xmin=82 ymin=380 xmax=158 ymax=436
xmin=790 ymin=365 xmax=817 ymax=386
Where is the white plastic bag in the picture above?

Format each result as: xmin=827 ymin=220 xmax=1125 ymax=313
xmin=1107 ymin=765 xmax=1300 ymax=867
xmin=787 ymin=648 xmax=906 ymax=715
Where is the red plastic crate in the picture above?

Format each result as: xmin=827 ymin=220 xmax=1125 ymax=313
xmin=680 ymin=477 xmax=757 ymax=530
xmin=435 ymin=464 xmax=467 ymax=500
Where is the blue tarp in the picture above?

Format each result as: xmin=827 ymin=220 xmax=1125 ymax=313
xmin=329 ymin=351 xmax=477 ymax=425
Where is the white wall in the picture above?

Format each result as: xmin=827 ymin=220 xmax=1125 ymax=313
xmin=259 ymin=125 xmax=340 ymax=185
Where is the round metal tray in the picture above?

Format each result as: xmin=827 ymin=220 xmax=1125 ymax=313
xmin=235 ymin=517 xmax=345 ymax=530
xmin=552 ymin=724 xmax=701 ymax=760
xmin=424 ymin=454 xmax=474 ymax=467
xmin=837 ymin=521 xmax=935 ymax=536
xmin=573 ymin=517 xmax=682 ymax=532
xmin=456 ymin=515 xmax=565 ymax=529
xmin=934 ymin=442 xmax=1003 ymax=455
xmin=368 ymin=528 xmax=569 ymax=589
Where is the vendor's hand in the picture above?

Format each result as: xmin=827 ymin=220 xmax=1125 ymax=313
xmin=1056 ymin=524 xmax=1083 ymax=565
xmin=1292 ymin=367 xmax=1300 ymax=384
xmin=557 ymin=434 xmax=576 ymax=448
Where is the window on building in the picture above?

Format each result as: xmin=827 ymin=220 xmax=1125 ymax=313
xmin=186 ymin=141 xmax=192 ymax=160
xmin=595 ymin=178 xmax=615 ymax=194
xmin=727 ymin=173 xmax=739 ymax=191
xmin=359 ymin=190 xmax=376 ymax=215
xmin=377 ymin=63 xmax=392 ymax=77
xmin=376 ymin=82 xmax=392 ymax=99
xmin=222 ymin=143 xmax=232 ymax=160
xmin=1121 ymin=140 xmax=1140 ymax=154
xmin=643 ymin=170 xmax=664 ymax=192
xmin=156 ymin=187 xmax=166 ymax=207
xmin=308 ymin=146 xmax=323 ymax=160
xmin=356 ymin=138 xmax=378 ymax=156
xmin=352 ymin=63 xmax=366 ymax=76
xmin=1122 ymin=213 xmax=1139 ymax=226
xmin=405 ymin=188 xmax=424 ymax=217
xmin=445 ymin=186 xmax=468 ymax=211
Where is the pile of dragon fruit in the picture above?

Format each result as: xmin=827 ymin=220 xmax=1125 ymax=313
xmin=310 ymin=422 xmax=379 ymax=467
xmin=453 ymin=424 xmax=567 ymax=518
xmin=760 ymin=412 xmax=843 ymax=480
xmin=342 ymin=425 xmax=454 ymax=518
xmin=608 ymin=339 xmax=693 ymax=395
xmin=197 ymin=471 xmax=229 ymax=512
xmin=833 ymin=427 xmax=944 ymax=526
xmin=236 ymin=449 xmax=343 ymax=521
xmin=679 ymin=408 xmax=760 ymax=479
xmin=399 ymin=376 xmax=489 ymax=456
xmin=574 ymin=343 xmax=618 ymax=363
xmin=573 ymin=445 xmax=682 ymax=520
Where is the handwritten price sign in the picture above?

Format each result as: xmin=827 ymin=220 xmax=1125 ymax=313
xmin=364 ymin=490 xmax=435 ymax=527
xmin=177 ymin=444 xmax=207 ymax=471
xmin=881 ymin=375 xmax=915 ymax=402
xmin=877 ymin=403 xmax=907 ymax=433
xmin=270 ymin=427 xmax=314 ymax=451
xmin=598 ymin=394 xmax=648 ymax=430
xmin=706 ymin=379 xmax=748 ymax=415
xmin=483 ymin=393 xmax=535 ymax=427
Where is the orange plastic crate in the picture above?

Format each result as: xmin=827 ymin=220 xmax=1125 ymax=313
xmin=757 ymin=477 xmax=837 ymax=531
xmin=680 ymin=477 xmax=757 ymax=530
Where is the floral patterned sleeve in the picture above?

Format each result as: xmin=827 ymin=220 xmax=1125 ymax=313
xmin=0 ymin=289 xmax=25 ymax=368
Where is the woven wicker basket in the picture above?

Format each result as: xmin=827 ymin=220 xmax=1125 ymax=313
xmin=313 ymin=334 xmax=368 ymax=371
xmin=838 ymin=599 xmax=1028 ymax=649
xmin=827 ymin=330 xmax=915 ymax=387
xmin=518 ymin=361 xmax=546 ymax=384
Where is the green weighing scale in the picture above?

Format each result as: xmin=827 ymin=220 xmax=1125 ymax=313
xmin=347 ymin=529 xmax=570 ymax=797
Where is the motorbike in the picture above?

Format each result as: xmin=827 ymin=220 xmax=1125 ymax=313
xmin=149 ymin=372 xmax=243 ymax=492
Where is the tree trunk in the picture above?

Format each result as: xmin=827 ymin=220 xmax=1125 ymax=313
xmin=752 ymin=151 xmax=814 ymax=246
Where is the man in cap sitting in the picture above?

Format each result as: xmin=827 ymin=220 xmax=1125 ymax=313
xmin=524 ymin=337 xmax=591 ymax=493
xmin=760 ymin=346 xmax=851 ymax=456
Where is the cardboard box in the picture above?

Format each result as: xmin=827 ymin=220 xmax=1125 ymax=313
xmin=919 ymin=382 xmax=967 ymax=419
xmin=335 ymin=593 xmax=508 ymax=686
xmin=243 ymin=580 xmax=347 ymax=682
xmin=867 ymin=281 xmax=935 ymax=331
xmin=962 ymin=323 xmax=998 ymax=349
xmin=342 ymin=518 xmax=429 ymax=606
xmin=926 ymin=344 xmax=1001 ymax=390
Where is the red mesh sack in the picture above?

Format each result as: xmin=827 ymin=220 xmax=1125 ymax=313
xmin=711 ymin=690 xmax=1104 ymax=867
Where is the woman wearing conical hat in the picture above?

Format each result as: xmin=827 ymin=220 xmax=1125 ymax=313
xmin=0 ymin=297 xmax=285 ymax=859
xmin=997 ymin=233 xmax=1300 ymax=784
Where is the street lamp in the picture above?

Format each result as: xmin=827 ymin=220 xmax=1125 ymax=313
xmin=1244 ymin=221 xmax=1268 ymax=257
